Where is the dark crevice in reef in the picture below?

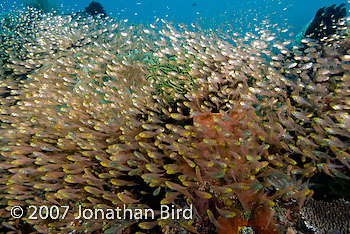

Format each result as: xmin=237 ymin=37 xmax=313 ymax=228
xmin=309 ymin=173 xmax=350 ymax=201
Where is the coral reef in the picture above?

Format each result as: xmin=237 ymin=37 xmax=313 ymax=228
xmin=305 ymin=4 xmax=347 ymax=40
xmin=0 ymin=7 xmax=349 ymax=234
xmin=301 ymin=198 xmax=350 ymax=234
xmin=294 ymin=4 xmax=347 ymax=46
xmin=21 ymin=0 xmax=55 ymax=12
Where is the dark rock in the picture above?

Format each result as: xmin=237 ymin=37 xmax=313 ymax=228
xmin=85 ymin=1 xmax=106 ymax=17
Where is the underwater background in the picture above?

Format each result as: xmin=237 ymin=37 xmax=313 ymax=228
xmin=0 ymin=0 xmax=348 ymax=37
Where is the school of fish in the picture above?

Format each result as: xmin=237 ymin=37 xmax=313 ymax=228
xmin=0 ymin=7 xmax=349 ymax=234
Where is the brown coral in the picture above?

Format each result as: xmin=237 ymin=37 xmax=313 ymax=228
xmin=218 ymin=204 xmax=279 ymax=234
xmin=301 ymin=198 xmax=350 ymax=234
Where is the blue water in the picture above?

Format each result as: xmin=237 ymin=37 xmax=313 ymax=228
xmin=0 ymin=0 xmax=348 ymax=38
